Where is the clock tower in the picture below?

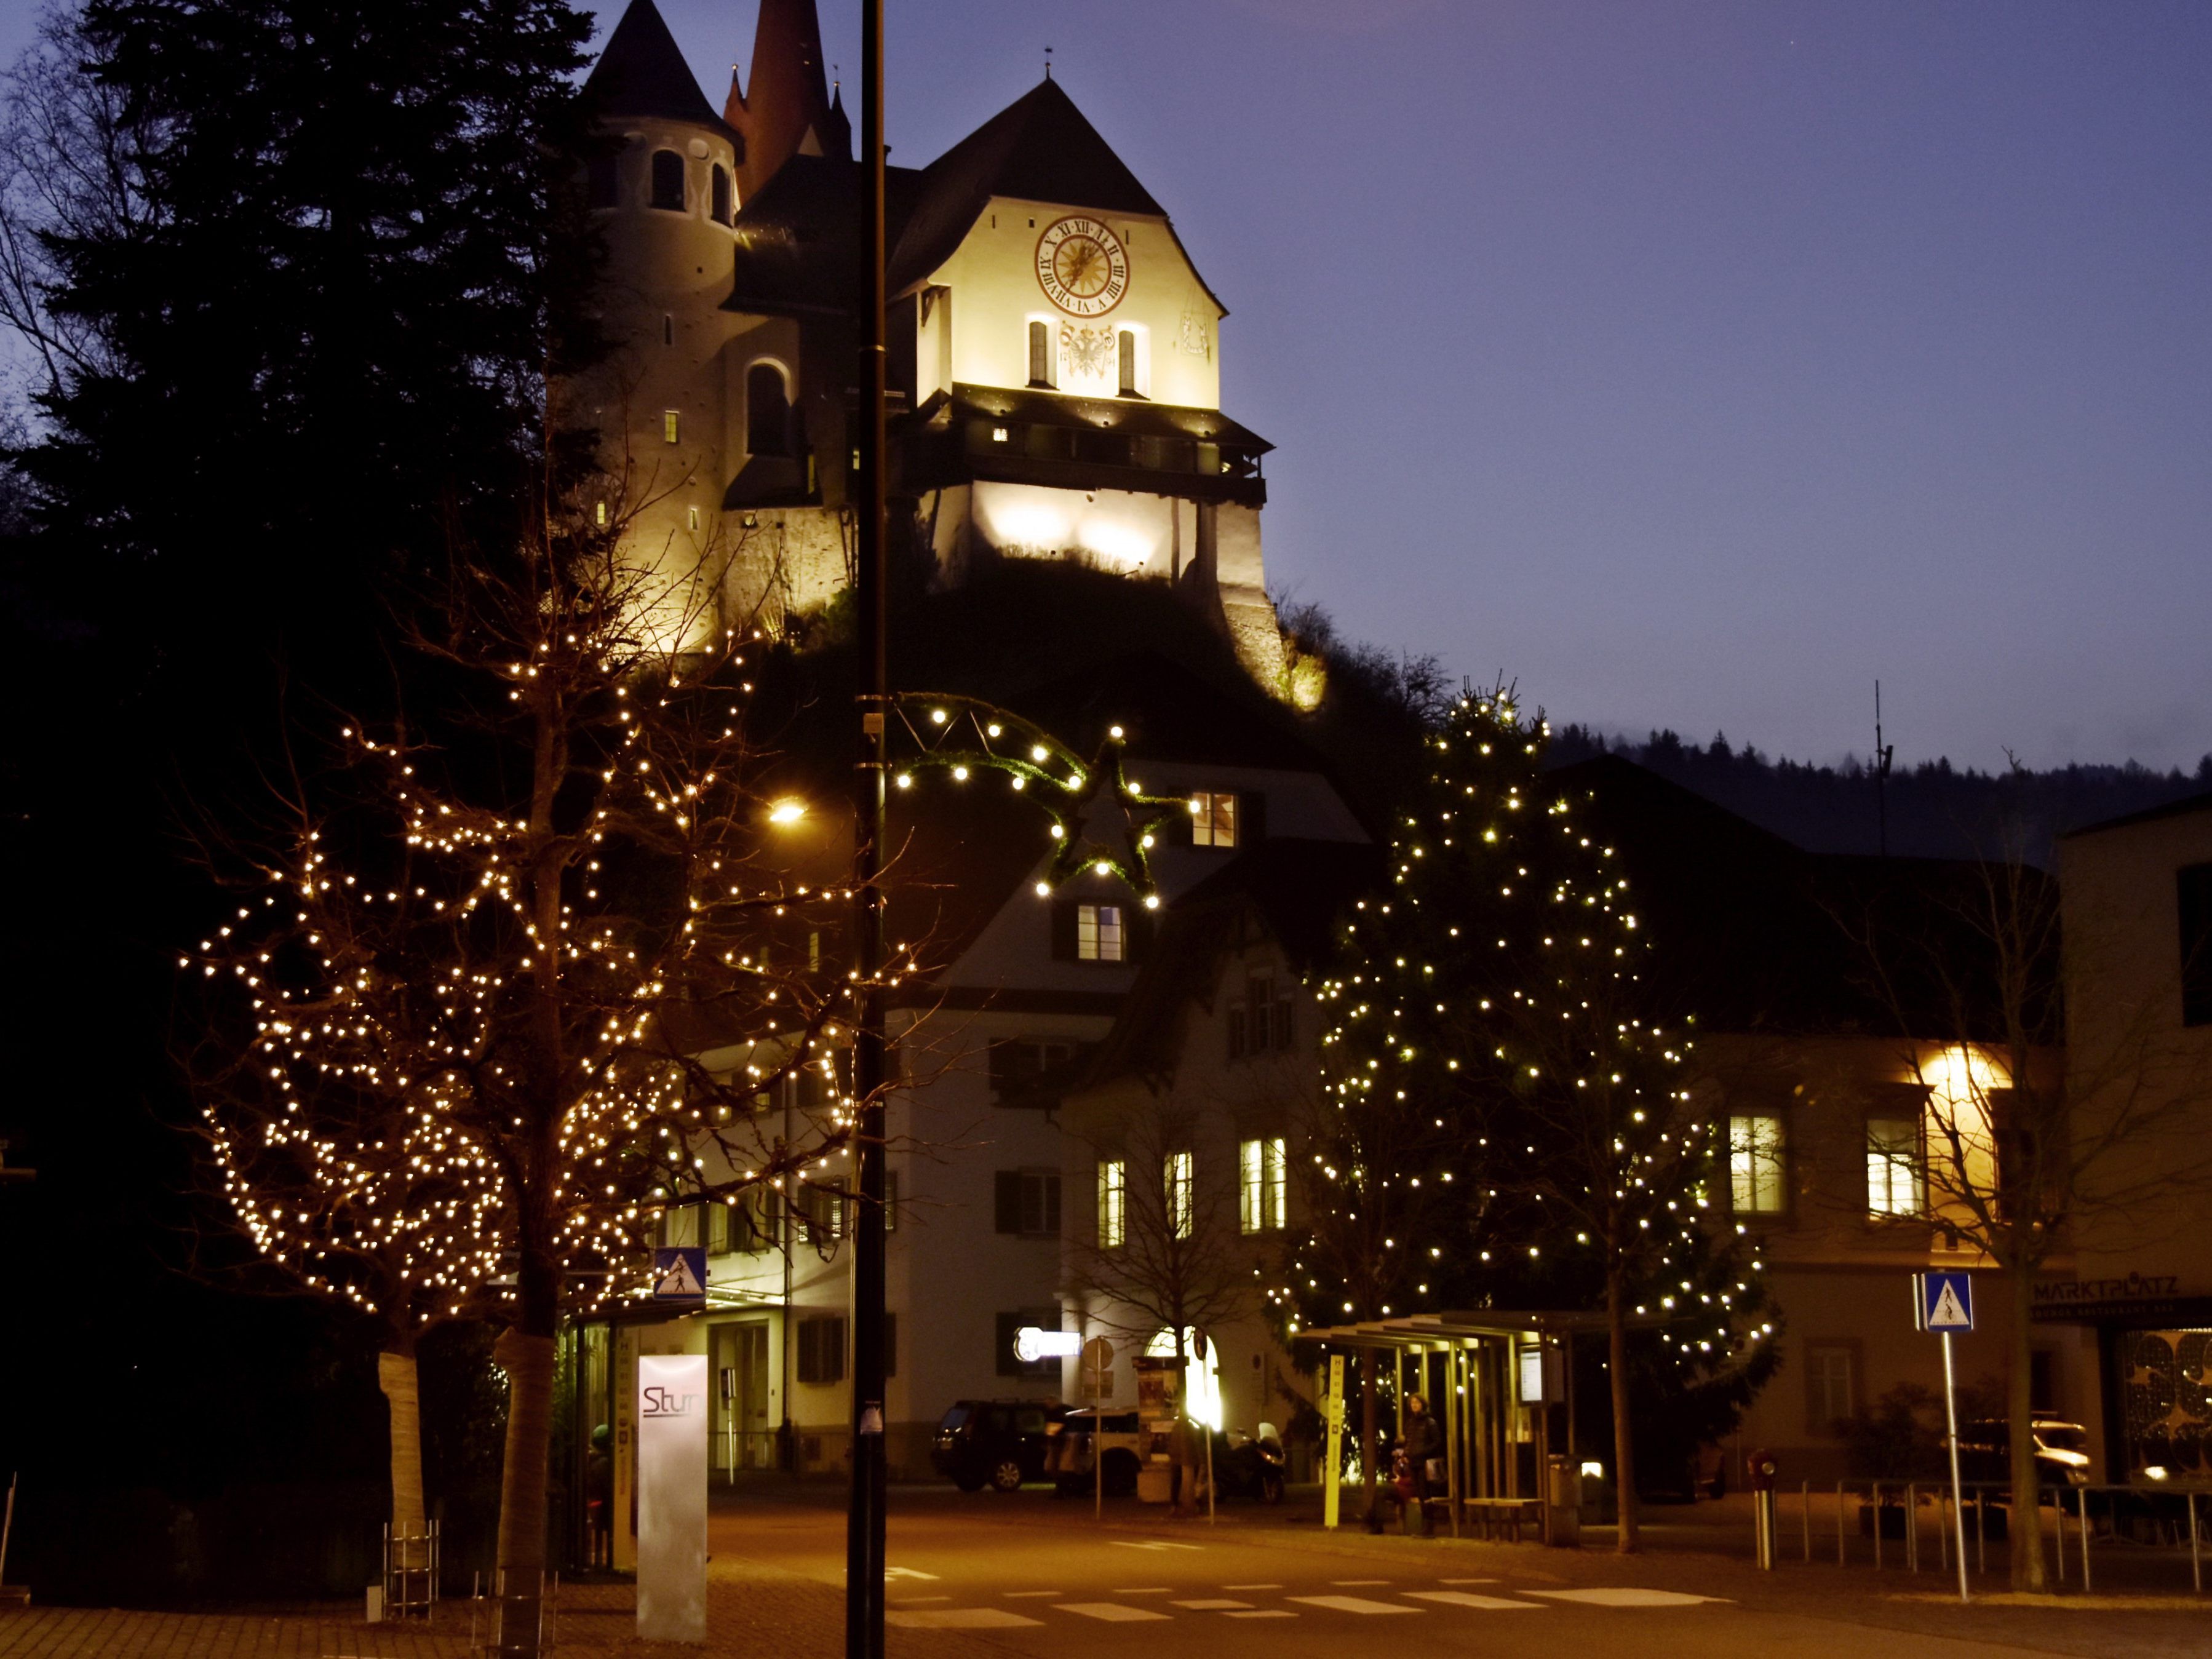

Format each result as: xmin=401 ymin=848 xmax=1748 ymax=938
xmin=583 ymin=1 xmax=1288 ymax=691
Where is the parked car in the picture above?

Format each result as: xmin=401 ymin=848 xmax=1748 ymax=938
xmin=931 ymin=1399 xmax=1065 ymax=1492
xmin=1044 ymin=1408 xmax=1144 ymax=1496
xmin=1956 ymin=1417 xmax=2092 ymax=1487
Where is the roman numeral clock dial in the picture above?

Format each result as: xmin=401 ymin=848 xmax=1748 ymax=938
xmin=1035 ymin=216 xmax=1129 ymax=317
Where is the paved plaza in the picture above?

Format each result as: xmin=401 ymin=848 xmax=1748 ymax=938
xmin=2 ymin=1485 xmax=2208 ymax=1659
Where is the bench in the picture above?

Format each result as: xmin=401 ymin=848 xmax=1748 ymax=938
xmin=1460 ymin=1497 xmax=1544 ymax=1542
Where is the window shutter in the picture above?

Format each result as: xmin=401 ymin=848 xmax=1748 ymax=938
xmin=1242 ymin=790 xmax=1268 ymax=845
xmin=1049 ymin=900 xmax=1078 ymax=961
xmin=1043 ymin=1174 xmax=1062 ymax=1236
xmin=994 ymin=1171 xmax=1022 ymax=1234
xmin=1126 ymin=905 xmax=1156 ymax=963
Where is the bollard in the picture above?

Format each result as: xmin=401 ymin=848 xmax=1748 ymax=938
xmin=2052 ymin=1487 xmax=2064 ymax=1585
xmin=1748 ymin=1450 xmax=1779 ymax=1570
xmin=1803 ymin=1481 xmax=1812 ymax=1563
xmin=1872 ymin=1482 xmax=1883 ymax=1571
xmin=1837 ymin=1482 xmax=1847 ymax=1567
xmin=1906 ymin=1482 xmax=1919 ymax=1573
xmin=2190 ymin=1492 xmax=2202 ymax=1596
xmin=1975 ymin=1489 xmax=1986 ymax=1577
xmin=2078 ymin=1486 xmax=2092 ymax=1593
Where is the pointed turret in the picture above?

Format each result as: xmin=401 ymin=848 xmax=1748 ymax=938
xmin=584 ymin=0 xmax=733 ymax=135
xmin=727 ymin=0 xmax=849 ymax=199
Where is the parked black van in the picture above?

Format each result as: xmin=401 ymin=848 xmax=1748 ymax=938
xmin=931 ymin=1399 xmax=1065 ymax=1492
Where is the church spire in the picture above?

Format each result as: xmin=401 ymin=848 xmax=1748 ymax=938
xmin=726 ymin=0 xmax=849 ymax=199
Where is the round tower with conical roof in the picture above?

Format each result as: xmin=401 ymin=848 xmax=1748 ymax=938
xmin=578 ymin=0 xmax=749 ymax=646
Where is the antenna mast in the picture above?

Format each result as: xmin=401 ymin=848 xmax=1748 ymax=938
xmin=1874 ymin=681 xmax=1895 ymax=857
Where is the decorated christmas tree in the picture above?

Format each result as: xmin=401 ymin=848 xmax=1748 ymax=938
xmin=1283 ymin=688 xmax=1773 ymax=1548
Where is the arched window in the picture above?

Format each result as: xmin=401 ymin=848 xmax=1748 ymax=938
xmin=747 ymin=362 xmax=791 ymax=456
xmin=650 ymin=149 xmax=685 ymax=212
xmin=586 ymin=153 xmax=618 ymax=210
xmin=1027 ymin=320 xmax=1054 ymax=389
xmin=1117 ymin=330 xmax=1138 ymax=396
xmin=710 ymin=163 xmax=732 ymax=225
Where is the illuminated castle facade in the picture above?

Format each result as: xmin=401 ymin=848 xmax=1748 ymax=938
xmin=579 ymin=0 xmax=1286 ymax=688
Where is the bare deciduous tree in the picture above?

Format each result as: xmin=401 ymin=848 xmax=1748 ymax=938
xmin=1845 ymin=827 xmax=2212 ymax=1591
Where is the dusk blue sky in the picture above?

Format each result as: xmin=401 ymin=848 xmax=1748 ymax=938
xmin=9 ymin=1 xmax=2207 ymax=771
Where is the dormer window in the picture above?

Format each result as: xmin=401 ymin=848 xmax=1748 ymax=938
xmin=710 ymin=163 xmax=731 ymax=225
xmin=1027 ymin=320 xmax=1056 ymax=389
xmin=1191 ymin=791 xmax=1238 ymax=848
xmin=650 ymin=149 xmax=685 ymax=212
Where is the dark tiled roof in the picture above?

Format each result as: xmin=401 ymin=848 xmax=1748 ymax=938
xmin=1085 ymin=838 xmax=1382 ymax=1086
xmin=584 ymin=0 xmax=736 ymax=137
xmin=725 ymin=154 xmax=927 ymax=318
xmin=2061 ymin=786 xmax=2212 ymax=840
xmin=888 ymin=79 xmax=1166 ymax=296
xmin=1552 ymin=754 xmax=2055 ymax=1039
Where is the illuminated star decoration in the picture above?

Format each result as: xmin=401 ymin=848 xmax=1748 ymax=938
xmin=877 ymin=693 xmax=1188 ymax=903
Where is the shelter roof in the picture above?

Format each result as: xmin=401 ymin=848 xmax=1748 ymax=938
xmin=1294 ymin=1310 xmax=1657 ymax=1348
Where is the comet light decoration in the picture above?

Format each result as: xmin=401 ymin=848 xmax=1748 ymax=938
xmin=877 ymin=693 xmax=1188 ymax=903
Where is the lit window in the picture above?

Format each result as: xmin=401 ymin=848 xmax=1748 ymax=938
xmin=1729 ymin=1113 xmax=1786 ymax=1214
xmin=594 ymin=500 xmax=608 ymax=528
xmin=991 ymin=426 xmax=1009 ymax=443
xmin=1027 ymin=319 xmax=1055 ymax=388
xmin=1165 ymin=1150 xmax=1193 ymax=1239
xmin=686 ymin=505 xmax=699 ymax=531
xmin=1239 ymin=1137 xmax=1286 ymax=1234
xmin=662 ymin=409 xmax=680 ymax=444
xmin=1191 ymin=792 xmax=1238 ymax=849
xmin=1077 ymin=903 xmax=1124 ymax=963
xmin=1097 ymin=1160 xmax=1126 ymax=1249
xmin=1866 ymin=1117 xmax=1923 ymax=1216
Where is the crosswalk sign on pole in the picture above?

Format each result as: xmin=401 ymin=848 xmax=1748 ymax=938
xmin=1915 ymin=1271 xmax=1974 ymax=1333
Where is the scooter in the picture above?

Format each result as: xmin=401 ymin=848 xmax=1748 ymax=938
xmin=1210 ymin=1425 xmax=1288 ymax=1503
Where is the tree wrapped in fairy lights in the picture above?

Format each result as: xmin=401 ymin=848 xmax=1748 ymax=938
xmin=186 ymin=531 xmax=867 ymax=1641
xmin=1281 ymin=688 xmax=1771 ymax=1549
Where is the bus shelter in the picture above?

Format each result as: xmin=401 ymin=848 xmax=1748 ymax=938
xmin=1295 ymin=1311 xmax=1628 ymax=1542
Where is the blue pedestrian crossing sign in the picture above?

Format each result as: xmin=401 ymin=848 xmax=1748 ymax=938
xmin=1915 ymin=1271 xmax=1974 ymax=1333
xmin=653 ymin=1246 xmax=707 ymax=1304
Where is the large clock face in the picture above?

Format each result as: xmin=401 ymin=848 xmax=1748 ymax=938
xmin=1035 ymin=216 xmax=1129 ymax=318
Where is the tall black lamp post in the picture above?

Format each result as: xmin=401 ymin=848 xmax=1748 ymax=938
xmin=845 ymin=1 xmax=889 ymax=1656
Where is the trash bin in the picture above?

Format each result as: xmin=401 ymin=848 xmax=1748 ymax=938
xmin=1546 ymin=1457 xmax=1582 ymax=1547
xmin=1137 ymin=1462 xmax=1175 ymax=1505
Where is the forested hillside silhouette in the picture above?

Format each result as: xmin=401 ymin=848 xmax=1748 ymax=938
xmin=1548 ymin=725 xmax=2212 ymax=867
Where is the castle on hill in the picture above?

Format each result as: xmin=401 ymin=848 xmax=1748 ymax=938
xmin=579 ymin=0 xmax=1288 ymax=690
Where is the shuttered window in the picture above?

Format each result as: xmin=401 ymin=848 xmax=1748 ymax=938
xmin=1027 ymin=320 xmax=1054 ymax=388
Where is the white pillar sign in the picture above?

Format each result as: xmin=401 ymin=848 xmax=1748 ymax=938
xmin=637 ymin=1353 xmax=709 ymax=1642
